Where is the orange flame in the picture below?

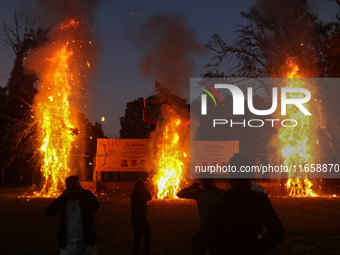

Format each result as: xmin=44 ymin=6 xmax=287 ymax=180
xmin=34 ymin=46 xmax=76 ymax=197
xmin=280 ymin=58 xmax=317 ymax=197
xmin=32 ymin=18 xmax=86 ymax=197
xmin=60 ymin=19 xmax=79 ymax=29
xmin=152 ymin=115 xmax=186 ymax=199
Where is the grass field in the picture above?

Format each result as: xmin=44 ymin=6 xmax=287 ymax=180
xmin=1 ymin=188 xmax=340 ymax=255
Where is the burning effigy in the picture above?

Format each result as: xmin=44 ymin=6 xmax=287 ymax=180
xmin=143 ymin=81 xmax=190 ymax=199
xmin=269 ymin=57 xmax=319 ymax=197
xmin=135 ymin=14 xmax=205 ymax=198
xmin=24 ymin=1 xmax=96 ymax=197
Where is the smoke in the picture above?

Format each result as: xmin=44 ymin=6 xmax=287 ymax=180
xmin=135 ymin=14 xmax=206 ymax=96
xmin=36 ymin=0 xmax=100 ymax=27
xmin=25 ymin=0 xmax=100 ymax=89
xmin=26 ymin=0 xmax=101 ymax=119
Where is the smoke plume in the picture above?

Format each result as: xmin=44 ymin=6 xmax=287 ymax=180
xmin=135 ymin=14 xmax=205 ymax=96
xmin=36 ymin=0 xmax=100 ymax=27
xmin=25 ymin=0 xmax=100 ymax=94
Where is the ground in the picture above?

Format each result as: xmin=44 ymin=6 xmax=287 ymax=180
xmin=1 ymin=188 xmax=340 ymax=255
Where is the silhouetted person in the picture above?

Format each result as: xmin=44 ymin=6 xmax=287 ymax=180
xmin=45 ymin=175 xmax=99 ymax=255
xmin=131 ymin=179 xmax=152 ymax=255
xmin=177 ymin=178 xmax=224 ymax=255
xmin=207 ymin=154 xmax=285 ymax=255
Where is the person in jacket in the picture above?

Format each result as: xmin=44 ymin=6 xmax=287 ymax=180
xmin=131 ymin=179 xmax=152 ymax=255
xmin=177 ymin=178 xmax=224 ymax=255
xmin=207 ymin=154 xmax=285 ymax=255
xmin=45 ymin=175 xmax=99 ymax=255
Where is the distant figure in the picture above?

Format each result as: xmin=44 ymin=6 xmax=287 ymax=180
xmin=45 ymin=176 xmax=99 ymax=255
xmin=207 ymin=154 xmax=285 ymax=255
xmin=131 ymin=180 xmax=152 ymax=255
xmin=177 ymin=179 xmax=224 ymax=255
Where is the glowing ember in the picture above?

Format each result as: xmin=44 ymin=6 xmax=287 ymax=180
xmin=279 ymin=58 xmax=317 ymax=197
xmin=152 ymin=115 xmax=186 ymax=199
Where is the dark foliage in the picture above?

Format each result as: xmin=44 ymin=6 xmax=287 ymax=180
xmin=119 ymin=97 xmax=157 ymax=139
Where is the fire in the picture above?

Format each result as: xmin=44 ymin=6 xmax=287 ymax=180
xmin=279 ymin=58 xmax=318 ymax=197
xmin=34 ymin=46 xmax=76 ymax=197
xmin=32 ymin=19 xmax=86 ymax=197
xmin=152 ymin=115 xmax=186 ymax=199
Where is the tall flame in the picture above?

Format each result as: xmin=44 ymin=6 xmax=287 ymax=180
xmin=152 ymin=114 xmax=187 ymax=199
xmin=279 ymin=58 xmax=317 ymax=197
xmin=32 ymin=19 xmax=85 ymax=197
xmin=34 ymin=46 xmax=76 ymax=197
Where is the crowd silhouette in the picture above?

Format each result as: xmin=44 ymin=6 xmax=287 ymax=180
xmin=45 ymin=154 xmax=284 ymax=255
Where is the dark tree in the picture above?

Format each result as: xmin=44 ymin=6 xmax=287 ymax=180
xmin=205 ymin=0 xmax=331 ymax=79
xmin=119 ymin=97 xmax=156 ymax=139
xmin=0 ymin=13 xmax=48 ymax=185
xmin=0 ymin=13 xmax=106 ymax=185
xmin=323 ymin=2 xmax=340 ymax=77
xmin=204 ymin=0 xmax=340 ymax=188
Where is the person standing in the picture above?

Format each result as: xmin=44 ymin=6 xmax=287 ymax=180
xmin=130 ymin=179 xmax=152 ymax=255
xmin=177 ymin=179 xmax=224 ymax=255
xmin=45 ymin=176 xmax=99 ymax=255
xmin=207 ymin=154 xmax=285 ymax=255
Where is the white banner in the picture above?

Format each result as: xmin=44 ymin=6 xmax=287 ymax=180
xmin=190 ymin=140 xmax=239 ymax=168
xmin=96 ymin=139 xmax=149 ymax=172
xmin=95 ymin=139 xmax=239 ymax=173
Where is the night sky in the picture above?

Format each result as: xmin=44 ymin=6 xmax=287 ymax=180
xmin=0 ymin=0 xmax=337 ymax=137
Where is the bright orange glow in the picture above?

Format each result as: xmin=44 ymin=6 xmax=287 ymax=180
xmin=31 ymin=18 xmax=86 ymax=197
xmin=280 ymin=58 xmax=317 ymax=197
xmin=152 ymin=114 xmax=186 ymax=199
xmin=34 ymin=46 xmax=76 ymax=197
xmin=60 ymin=18 xmax=79 ymax=29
